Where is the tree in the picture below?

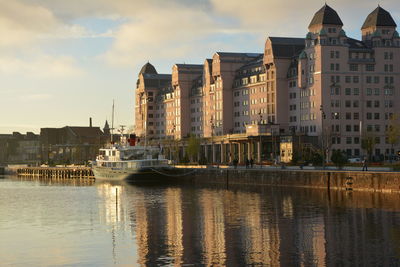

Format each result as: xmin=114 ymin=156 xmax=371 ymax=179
xmin=361 ymin=131 xmax=376 ymax=161
xmin=331 ymin=150 xmax=347 ymax=169
xmin=311 ymin=152 xmax=323 ymax=166
xmin=186 ymin=134 xmax=200 ymax=163
xmin=386 ymin=115 xmax=400 ymax=162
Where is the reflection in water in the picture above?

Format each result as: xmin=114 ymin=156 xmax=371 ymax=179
xmin=1 ymin=176 xmax=400 ymax=266
xmin=111 ymin=184 xmax=400 ymax=267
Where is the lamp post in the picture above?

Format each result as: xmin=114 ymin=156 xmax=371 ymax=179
xmin=210 ymin=116 xmax=215 ymax=164
xmin=258 ymin=110 xmax=263 ymax=167
xmin=320 ymin=105 xmax=326 ymax=169
xmin=170 ymin=123 xmax=176 ymax=162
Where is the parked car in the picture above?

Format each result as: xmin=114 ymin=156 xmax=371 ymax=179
xmin=348 ymin=157 xmax=362 ymax=163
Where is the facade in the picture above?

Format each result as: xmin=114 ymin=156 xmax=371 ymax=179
xmin=0 ymin=132 xmax=41 ymax=165
xmin=134 ymin=5 xmax=400 ymax=163
xmin=291 ymin=5 xmax=400 ymax=159
xmin=40 ymin=125 xmax=106 ymax=165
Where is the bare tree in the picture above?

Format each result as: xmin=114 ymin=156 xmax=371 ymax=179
xmin=386 ymin=114 xmax=400 ymax=162
xmin=361 ymin=131 xmax=376 ymax=161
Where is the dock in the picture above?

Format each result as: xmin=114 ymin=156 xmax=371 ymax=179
xmin=16 ymin=167 xmax=94 ymax=179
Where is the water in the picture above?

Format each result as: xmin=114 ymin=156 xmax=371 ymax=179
xmin=1 ymin=175 xmax=400 ymax=266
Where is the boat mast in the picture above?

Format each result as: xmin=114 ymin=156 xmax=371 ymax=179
xmin=111 ymin=99 xmax=115 ymax=144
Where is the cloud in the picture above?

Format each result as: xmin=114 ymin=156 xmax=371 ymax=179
xmin=0 ymin=54 xmax=84 ymax=78
xmin=101 ymin=5 xmax=218 ymax=66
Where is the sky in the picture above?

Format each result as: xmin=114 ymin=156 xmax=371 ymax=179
xmin=1 ymin=0 xmax=399 ymax=134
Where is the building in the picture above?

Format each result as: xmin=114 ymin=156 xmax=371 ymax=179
xmin=291 ymin=5 xmax=400 ymax=160
xmin=134 ymin=4 xmax=400 ymax=163
xmin=135 ymin=62 xmax=171 ymax=141
xmin=40 ymin=124 xmax=106 ymax=165
xmin=0 ymin=132 xmax=41 ymax=165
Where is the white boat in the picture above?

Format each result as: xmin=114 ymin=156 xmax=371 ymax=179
xmin=92 ymin=125 xmax=175 ymax=181
xmin=92 ymin=143 xmax=173 ymax=181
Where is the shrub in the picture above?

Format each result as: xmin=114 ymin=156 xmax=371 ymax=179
xmin=331 ymin=150 xmax=348 ymax=169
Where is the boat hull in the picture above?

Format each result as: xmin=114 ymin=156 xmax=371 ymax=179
xmin=92 ymin=166 xmax=179 ymax=181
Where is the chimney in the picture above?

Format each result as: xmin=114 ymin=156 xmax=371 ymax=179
xmin=89 ymin=117 xmax=92 ymax=127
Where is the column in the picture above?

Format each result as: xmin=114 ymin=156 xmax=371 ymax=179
xmin=238 ymin=143 xmax=243 ymax=164
xmin=221 ymin=142 xmax=226 ymax=163
xmin=257 ymin=141 xmax=261 ymax=163
xmin=247 ymin=141 xmax=252 ymax=161
xmin=212 ymin=143 xmax=216 ymax=163
xmin=229 ymin=142 xmax=233 ymax=163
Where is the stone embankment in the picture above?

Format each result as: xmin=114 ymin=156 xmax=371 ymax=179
xmin=174 ymin=166 xmax=400 ymax=193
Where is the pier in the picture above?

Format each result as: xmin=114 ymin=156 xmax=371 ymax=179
xmin=16 ymin=167 xmax=94 ymax=179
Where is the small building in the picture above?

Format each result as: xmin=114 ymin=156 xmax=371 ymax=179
xmin=40 ymin=125 xmax=107 ymax=165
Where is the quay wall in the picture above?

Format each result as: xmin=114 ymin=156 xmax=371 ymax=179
xmin=176 ymin=168 xmax=400 ymax=193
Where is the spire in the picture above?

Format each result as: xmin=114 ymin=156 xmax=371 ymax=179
xmin=103 ymin=120 xmax=110 ymax=135
xmin=362 ymin=6 xmax=397 ymax=29
xmin=309 ymin=4 xmax=343 ymax=28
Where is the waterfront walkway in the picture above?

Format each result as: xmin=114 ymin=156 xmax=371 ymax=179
xmin=175 ymin=164 xmax=396 ymax=172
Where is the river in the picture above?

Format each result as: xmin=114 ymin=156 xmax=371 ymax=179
xmin=1 ymin=175 xmax=400 ymax=266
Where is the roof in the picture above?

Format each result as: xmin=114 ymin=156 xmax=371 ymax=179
xmin=362 ymin=6 xmax=397 ymax=29
xmin=238 ymin=54 xmax=264 ymax=70
xmin=346 ymin=38 xmax=371 ymax=50
xmin=309 ymin=4 xmax=343 ymax=28
xmin=216 ymin=52 xmax=262 ymax=58
xmin=175 ymin=64 xmax=203 ymax=69
xmin=67 ymin=127 xmax=103 ymax=137
xmin=268 ymin=37 xmax=305 ymax=58
xmin=143 ymin=74 xmax=171 ymax=88
xmin=139 ymin=62 xmax=157 ymax=75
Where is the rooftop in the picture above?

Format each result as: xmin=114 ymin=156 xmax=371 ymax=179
xmin=309 ymin=4 xmax=343 ymax=28
xmin=362 ymin=6 xmax=397 ymax=29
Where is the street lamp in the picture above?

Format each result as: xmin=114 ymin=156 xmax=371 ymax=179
xmin=320 ymin=105 xmax=326 ymax=169
xmin=210 ymin=116 xmax=215 ymax=164
xmin=170 ymin=123 xmax=176 ymax=162
xmin=258 ymin=110 xmax=263 ymax=167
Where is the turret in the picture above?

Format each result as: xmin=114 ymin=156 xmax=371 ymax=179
xmin=361 ymin=6 xmax=397 ymax=44
xmin=308 ymin=5 xmax=344 ymax=45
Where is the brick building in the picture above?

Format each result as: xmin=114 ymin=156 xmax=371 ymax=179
xmin=134 ymin=4 xmax=400 ymax=163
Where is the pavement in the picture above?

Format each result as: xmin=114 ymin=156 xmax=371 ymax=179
xmin=175 ymin=164 xmax=396 ymax=172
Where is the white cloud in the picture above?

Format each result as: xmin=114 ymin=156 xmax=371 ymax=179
xmin=0 ymin=54 xmax=84 ymax=78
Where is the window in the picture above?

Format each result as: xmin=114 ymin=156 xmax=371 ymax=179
xmin=374 ymin=76 xmax=380 ymax=83
xmin=374 ymin=88 xmax=380 ymax=96
xmin=346 ymin=125 xmax=352 ymax=132
xmin=366 ymin=76 xmax=372 ymax=83
xmin=345 ymin=100 xmax=351 ymax=107
xmin=374 ymin=113 xmax=380 ymax=120
xmin=353 ymin=76 xmax=359 ymax=83
xmin=353 ymin=101 xmax=359 ymax=108
xmin=345 ymin=88 xmax=351 ymax=95
xmin=350 ymin=64 xmax=358 ymax=71
xmin=366 ymin=64 xmax=375 ymax=71
xmin=354 ymin=113 xmax=359 ymax=120
xmin=345 ymin=76 xmax=351 ymax=83
xmin=353 ymin=88 xmax=359 ymax=95
xmin=346 ymin=112 xmax=351 ymax=120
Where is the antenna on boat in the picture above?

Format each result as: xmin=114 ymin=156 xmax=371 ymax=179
xmin=111 ymin=99 xmax=115 ymax=144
